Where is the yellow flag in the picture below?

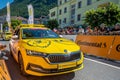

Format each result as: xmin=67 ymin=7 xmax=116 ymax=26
xmin=28 ymin=4 xmax=34 ymax=24
xmin=6 ymin=2 xmax=11 ymax=31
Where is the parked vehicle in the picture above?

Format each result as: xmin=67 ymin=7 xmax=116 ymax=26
xmin=9 ymin=24 xmax=84 ymax=76
xmin=2 ymin=32 xmax=12 ymax=40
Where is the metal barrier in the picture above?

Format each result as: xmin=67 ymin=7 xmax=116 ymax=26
xmin=75 ymin=35 xmax=120 ymax=61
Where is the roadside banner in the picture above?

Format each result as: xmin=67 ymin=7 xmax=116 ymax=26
xmin=28 ymin=4 xmax=34 ymax=24
xmin=75 ymin=35 xmax=120 ymax=60
xmin=6 ymin=2 xmax=11 ymax=32
xmin=0 ymin=60 xmax=11 ymax=80
xmin=107 ymin=36 xmax=120 ymax=60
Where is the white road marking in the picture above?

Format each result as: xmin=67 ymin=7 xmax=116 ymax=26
xmin=85 ymin=58 xmax=120 ymax=70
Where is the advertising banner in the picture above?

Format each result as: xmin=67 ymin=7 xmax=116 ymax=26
xmin=75 ymin=35 xmax=120 ymax=60
xmin=28 ymin=4 xmax=34 ymax=24
xmin=107 ymin=36 xmax=120 ymax=60
xmin=6 ymin=2 xmax=11 ymax=30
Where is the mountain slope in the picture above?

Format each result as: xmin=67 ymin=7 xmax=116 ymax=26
xmin=0 ymin=0 xmax=57 ymax=18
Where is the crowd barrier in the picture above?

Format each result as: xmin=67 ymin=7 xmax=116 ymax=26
xmin=75 ymin=35 xmax=120 ymax=61
xmin=0 ymin=60 xmax=11 ymax=80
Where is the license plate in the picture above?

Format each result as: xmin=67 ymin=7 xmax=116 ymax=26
xmin=58 ymin=62 xmax=76 ymax=69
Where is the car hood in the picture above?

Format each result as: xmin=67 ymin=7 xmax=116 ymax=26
xmin=22 ymin=38 xmax=80 ymax=54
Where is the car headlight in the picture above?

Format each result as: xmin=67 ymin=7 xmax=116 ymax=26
xmin=26 ymin=50 xmax=48 ymax=57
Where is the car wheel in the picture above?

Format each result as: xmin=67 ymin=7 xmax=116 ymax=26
xmin=18 ymin=53 xmax=27 ymax=76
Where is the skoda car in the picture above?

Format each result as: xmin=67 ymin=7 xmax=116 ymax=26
xmin=9 ymin=24 xmax=84 ymax=76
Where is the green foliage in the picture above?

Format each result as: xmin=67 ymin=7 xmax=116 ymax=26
xmin=3 ymin=19 xmax=22 ymax=30
xmin=84 ymin=2 xmax=120 ymax=28
xmin=11 ymin=19 xmax=22 ymax=29
xmin=0 ymin=0 xmax=57 ymax=18
xmin=47 ymin=19 xmax=59 ymax=30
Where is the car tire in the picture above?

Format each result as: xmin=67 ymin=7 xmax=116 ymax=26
xmin=18 ymin=53 xmax=27 ymax=76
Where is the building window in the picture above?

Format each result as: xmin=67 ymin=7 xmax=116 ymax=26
xmin=65 ymin=0 xmax=67 ymax=3
xmin=51 ymin=11 xmax=55 ymax=17
xmin=59 ymin=0 xmax=62 ymax=5
xmin=71 ymin=4 xmax=76 ymax=9
xmin=78 ymin=1 xmax=82 ymax=8
xmin=77 ymin=14 xmax=81 ymax=21
xmin=71 ymin=4 xmax=76 ymax=19
xmin=63 ymin=18 xmax=67 ymax=23
xmin=87 ymin=0 xmax=92 ymax=5
xmin=71 ymin=9 xmax=75 ymax=18
xmin=59 ymin=9 xmax=62 ymax=15
xmin=64 ymin=7 xmax=67 ymax=13
xmin=59 ymin=19 xmax=61 ymax=24
xmin=71 ymin=20 xmax=74 ymax=24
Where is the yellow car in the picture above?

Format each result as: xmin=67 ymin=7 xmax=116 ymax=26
xmin=9 ymin=24 xmax=84 ymax=76
xmin=2 ymin=32 xmax=12 ymax=40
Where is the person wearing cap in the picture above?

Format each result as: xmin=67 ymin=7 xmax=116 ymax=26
xmin=99 ymin=23 xmax=108 ymax=35
xmin=85 ymin=26 xmax=93 ymax=35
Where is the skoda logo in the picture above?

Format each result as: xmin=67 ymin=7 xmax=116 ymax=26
xmin=64 ymin=49 xmax=71 ymax=54
xmin=64 ymin=49 xmax=68 ymax=53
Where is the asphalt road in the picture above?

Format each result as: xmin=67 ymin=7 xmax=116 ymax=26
xmin=0 ymin=41 xmax=120 ymax=80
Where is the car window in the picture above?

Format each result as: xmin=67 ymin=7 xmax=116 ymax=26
xmin=22 ymin=28 xmax=60 ymax=39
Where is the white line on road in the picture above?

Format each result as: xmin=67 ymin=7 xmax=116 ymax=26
xmin=85 ymin=58 xmax=120 ymax=70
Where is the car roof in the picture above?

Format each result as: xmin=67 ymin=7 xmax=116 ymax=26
xmin=16 ymin=24 xmax=49 ymax=30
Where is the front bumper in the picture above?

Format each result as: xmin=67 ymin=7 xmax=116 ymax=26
xmin=23 ymin=52 xmax=84 ymax=76
xmin=27 ymin=63 xmax=82 ymax=74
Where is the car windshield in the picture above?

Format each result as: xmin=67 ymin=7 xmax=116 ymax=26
xmin=22 ymin=28 xmax=60 ymax=39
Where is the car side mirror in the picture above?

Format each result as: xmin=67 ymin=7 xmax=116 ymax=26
xmin=12 ymin=35 xmax=18 ymax=40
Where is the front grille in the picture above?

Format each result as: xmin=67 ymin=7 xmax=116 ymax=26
xmin=27 ymin=63 xmax=82 ymax=74
xmin=47 ymin=51 xmax=81 ymax=63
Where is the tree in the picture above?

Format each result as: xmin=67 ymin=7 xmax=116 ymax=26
xmin=3 ymin=19 xmax=22 ymax=31
xmin=84 ymin=2 xmax=120 ymax=28
xmin=0 ymin=0 xmax=57 ymax=18
xmin=11 ymin=19 xmax=22 ymax=29
xmin=47 ymin=19 xmax=59 ymax=29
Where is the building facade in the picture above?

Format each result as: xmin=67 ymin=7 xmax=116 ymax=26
xmin=49 ymin=0 xmax=120 ymax=28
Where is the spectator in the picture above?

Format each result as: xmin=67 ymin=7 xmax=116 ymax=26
xmin=73 ymin=28 xmax=77 ymax=34
xmin=53 ymin=28 xmax=58 ymax=33
xmin=93 ymin=26 xmax=99 ymax=35
xmin=99 ymin=23 xmax=108 ymax=35
xmin=110 ymin=23 xmax=120 ymax=35
xmin=78 ymin=26 xmax=84 ymax=34
xmin=85 ymin=26 xmax=93 ymax=35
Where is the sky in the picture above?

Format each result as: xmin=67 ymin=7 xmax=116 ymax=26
xmin=0 ymin=0 xmax=14 ymax=9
